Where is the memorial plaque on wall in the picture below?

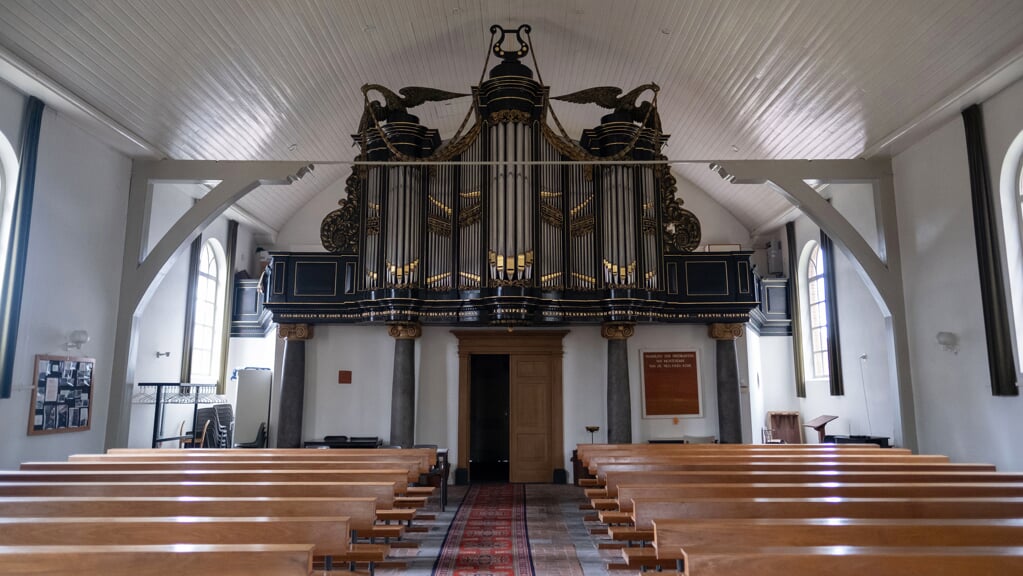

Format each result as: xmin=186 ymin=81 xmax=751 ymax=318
xmin=640 ymin=350 xmax=701 ymax=418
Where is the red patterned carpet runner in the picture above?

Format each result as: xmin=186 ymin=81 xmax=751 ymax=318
xmin=433 ymin=484 xmax=535 ymax=576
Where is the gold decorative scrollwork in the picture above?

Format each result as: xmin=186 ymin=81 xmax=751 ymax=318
xmin=601 ymin=323 xmax=635 ymax=340
xmin=540 ymin=201 xmax=563 ymax=228
xmin=570 ymin=214 xmax=594 ymax=237
xmin=278 ymin=323 xmax=314 ymax=340
xmin=388 ymin=323 xmax=423 ymax=339
xmin=708 ymin=323 xmax=745 ymax=340
xmin=659 ymin=163 xmax=701 ymax=253
xmin=459 ymin=203 xmax=482 ymax=228
xmin=321 ymin=169 xmax=363 ymax=254
xmin=488 ymin=110 xmax=533 ymax=124
xmin=428 ymin=214 xmax=452 ymax=237
xmin=366 ymin=216 xmax=380 ymax=236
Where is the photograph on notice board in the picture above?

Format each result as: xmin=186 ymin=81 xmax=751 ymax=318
xmin=28 ymin=355 xmax=95 ymax=435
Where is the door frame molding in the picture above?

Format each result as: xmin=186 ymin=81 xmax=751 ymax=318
xmin=452 ymin=330 xmax=568 ymax=481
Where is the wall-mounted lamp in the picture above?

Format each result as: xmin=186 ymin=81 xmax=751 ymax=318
xmin=64 ymin=330 xmax=90 ymax=351
xmin=936 ymin=331 xmax=959 ymax=355
xmin=155 ymin=351 xmax=171 ymax=358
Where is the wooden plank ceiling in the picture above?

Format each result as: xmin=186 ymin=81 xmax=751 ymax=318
xmin=0 ymin=0 xmax=1020 ymax=235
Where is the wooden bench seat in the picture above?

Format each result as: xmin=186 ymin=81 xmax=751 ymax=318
xmin=0 ymin=495 xmax=380 ymax=530
xmin=0 ymin=516 xmax=352 ymax=557
xmin=575 ymin=444 xmax=887 ymax=466
xmin=652 ymin=517 xmax=1023 ymax=562
xmin=677 ymin=546 xmax=1023 ymax=576
xmin=0 ymin=543 xmax=317 ymax=576
xmin=600 ymin=470 xmax=1023 ymax=497
xmin=25 ymin=459 xmax=423 ymax=483
xmin=0 ymin=469 xmax=412 ymax=494
xmin=593 ymin=461 xmax=994 ymax=482
xmin=102 ymin=447 xmax=438 ymax=471
xmin=0 ymin=481 xmax=397 ymax=508
xmin=630 ymin=496 xmax=1023 ymax=530
xmin=587 ymin=452 xmax=946 ymax=474
xmin=0 ymin=495 xmax=403 ymax=543
xmin=613 ymin=481 xmax=1023 ymax=512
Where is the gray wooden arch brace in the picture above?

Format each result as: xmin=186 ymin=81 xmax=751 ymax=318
xmin=710 ymin=159 xmax=917 ymax=452
xmin=105 ymin=160 xmax=312 ymax=450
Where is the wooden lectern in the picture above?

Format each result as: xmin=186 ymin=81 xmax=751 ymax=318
xmin=804 ymin=414 xmax=838 ymax=443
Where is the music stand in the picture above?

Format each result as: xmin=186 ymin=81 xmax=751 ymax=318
xmin=804 ymin=414 xmax=838 ymax=443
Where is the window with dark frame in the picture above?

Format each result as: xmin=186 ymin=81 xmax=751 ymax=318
xmin=807 ymin=243 xmax=829 ymax=378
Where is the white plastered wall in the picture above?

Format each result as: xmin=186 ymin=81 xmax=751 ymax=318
xmin=0 ymin=106 xmax=130 ymax=469
xmin=894 ymin=77 xmax=1023 ymax=471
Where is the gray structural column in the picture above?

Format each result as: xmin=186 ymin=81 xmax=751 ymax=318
xmin=276 ymin=323 xmax=313 ymax=448
xmin=388 ymin=323 xmax=422 ymax=448
xmin=602 ymin=323 xmax=635 ymax=444
xmin=709 ymin=323 xmax=744 ymax=444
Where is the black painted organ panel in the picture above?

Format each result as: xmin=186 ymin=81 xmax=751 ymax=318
xmin=268 ymin=24 xmax=757 ymax=327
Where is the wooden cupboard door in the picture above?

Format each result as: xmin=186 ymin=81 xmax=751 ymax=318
xmin=509 ymin=355 xmax=552 ymax=483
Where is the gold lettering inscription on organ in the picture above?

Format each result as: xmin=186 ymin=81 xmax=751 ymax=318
xmin=641 ymin=350 xmax=700 ymax=417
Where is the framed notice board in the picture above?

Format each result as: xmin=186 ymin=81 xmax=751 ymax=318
xmin=28 ymin=355 xmax=94 ymax=435
xmin=640 ymin=350 xmax=702 ymax=418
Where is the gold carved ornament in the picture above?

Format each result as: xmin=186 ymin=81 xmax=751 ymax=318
xmin=708 ymin=323 xmax=745 ymax=340
xmin=659 ymin=163 xmax=701 ymax=253
xmin=321 ymin=169 xmax=364 ymax=254
xmin=388 ymin=323 xmax=423 ymax=339
xmin=278 ymin=323 xmax=314 ymax=340
xmin=601 ymin=323 xmax=636 ymax=340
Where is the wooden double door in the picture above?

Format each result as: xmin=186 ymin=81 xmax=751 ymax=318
xmin=455 ymin=331 xmax=567 ymax=483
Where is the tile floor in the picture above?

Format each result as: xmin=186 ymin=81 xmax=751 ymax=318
xmin=375 ymin=483 xmax=614 ymax=576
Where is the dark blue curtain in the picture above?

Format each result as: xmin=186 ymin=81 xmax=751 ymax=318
xmin=0 ymin=97 xmax=43 ymax=398
xmin=962 ymin=105 xmax=1019 ymax=396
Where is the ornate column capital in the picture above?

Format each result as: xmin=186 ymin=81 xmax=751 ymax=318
xmin=388 ymin=322 xmax=423 ymax=339
xmin=708 ymin=323 xmax=745 ymax=340
xmin=278 ymin=323 xmax=314 ymax=340
xmin=601 ymin=323 xmax=635 ymax=340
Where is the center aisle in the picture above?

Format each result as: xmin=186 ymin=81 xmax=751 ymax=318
xmin=380 ymin=484 xmax=603 ymax=576
xmin=434 ymin=484 xmax=534 ymax=575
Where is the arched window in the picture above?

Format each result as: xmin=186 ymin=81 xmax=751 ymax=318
xmin=806 ymin=242 xmax=830 ymax=378
xmin=1000 ymin=129 xmax=1023 ymax=377
xmin=190 ymin=239 xmax=226 ymax=383
xmin=0 ymin=128 xmax=18 ymax=276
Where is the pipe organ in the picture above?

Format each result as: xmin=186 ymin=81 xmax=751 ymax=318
xmin=264 ymin=25 xmax=757 ymax=326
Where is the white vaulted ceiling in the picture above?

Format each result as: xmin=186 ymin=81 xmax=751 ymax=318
xmin=0 ymin=0 xmax=1021 ymax=235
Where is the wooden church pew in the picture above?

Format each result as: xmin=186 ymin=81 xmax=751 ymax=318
xmin=0 ymin=516 xmax=352 ymax=558
xmin=0 ymin=544 xmax=317 ymax=576
xmin=610 ymin=481 xmax=1023 ymax=513
xmin=585 ymin=453 xmax=947 ymax=475
xmin=650 ymin=517 xmax=1023 ymax=566
xmin=599 ymin=470 xmax=1023 ymax=498
xmin=0 ymin=481 xmax=397 ymax=507
xmin=23 ymin=459 xmax=423 ymax=483
xmin=677 ymin=546 xmax=1023 ymax=576
xmin=629 ymin=496 xmax=1023 ymax=531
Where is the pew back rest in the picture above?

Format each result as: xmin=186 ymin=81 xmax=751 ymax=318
xmin=0 ymin=485 xmax=395 ymax=511
xmin=0 ymin=516 xmax=351 ymax=557
xmin=601 ymin=470 xmax=1023 ymax=496
xmin=23 ymin=460 xmax=421 ymax=483
xmin=0 ymin=543 xmax=314 ymax=576
xmin=630 ymin=496 xmax=1023 ymax=530
xmin=679 ymin=546 xmax=1023 ymax=576
xmin=653 ymin=518 xmax=1023 ymax=561
xmin=0 ymin=496 xmax=379 ymax=530
xmin=0 ymin=470 xmax=411 ymax=494
xmin=615 ymin=482 xmax=1023 ymax=512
